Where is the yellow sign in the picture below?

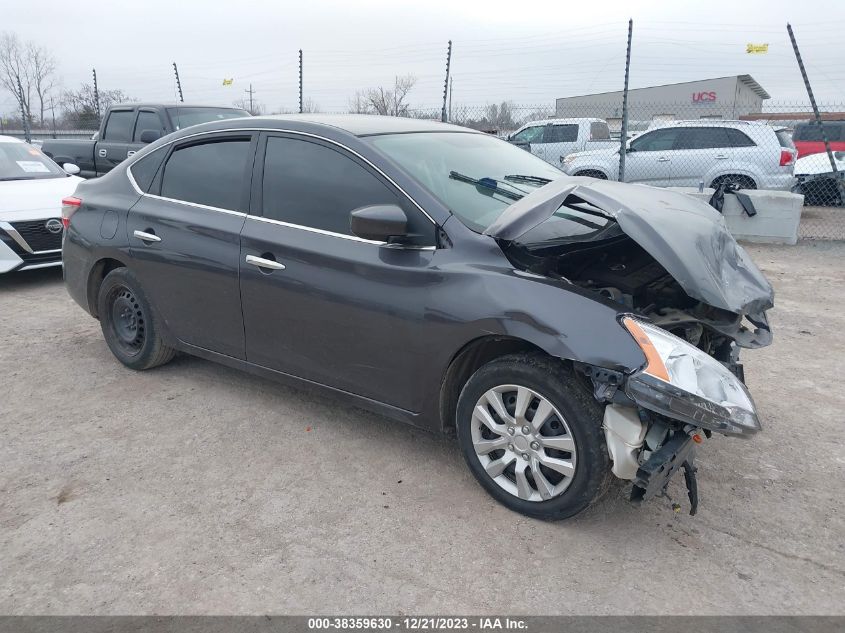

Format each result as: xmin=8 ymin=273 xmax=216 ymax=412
xmin=746 ymin=43 xmax=769 ymax=54
xmin=222 ymin=78 xmax=234 ymax=86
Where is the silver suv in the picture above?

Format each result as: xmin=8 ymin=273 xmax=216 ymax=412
xmin=561 ymin=120 xmax=796 ymax=190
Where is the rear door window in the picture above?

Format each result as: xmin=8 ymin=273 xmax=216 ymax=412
xmin=589 ymin=121 xmax=610 ymax=140
xmin=102 ymin=111 xmax=135 ymax=142
xmin=134 ymin=111 xmax=165 ymax=142
xmin=674 ymin=127 xmax=731 ymax=150
xmin=159 ymin=137 xmax=253 ymax=211
xmin=544 ymin=124 xmax=578 ymax=143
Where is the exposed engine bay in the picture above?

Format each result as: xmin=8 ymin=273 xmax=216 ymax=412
xmin=504 ymin=231 xmax=770 ymax=371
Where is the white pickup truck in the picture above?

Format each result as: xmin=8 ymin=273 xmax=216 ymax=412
xmin=507 ymin=118 xmax=617 ymax=165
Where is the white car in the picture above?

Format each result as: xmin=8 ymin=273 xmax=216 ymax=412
xmin=508 ymin=118 xmax=616 ymax=165
xmin=0 ymin=135 xmax=82 ymax=273
xmin=794 ymin=150 xmax=844 ymax=206
xmin=561 ymin=120 xmax=796 ymax=191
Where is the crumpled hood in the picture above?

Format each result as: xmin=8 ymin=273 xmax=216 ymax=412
xmin=0 ymin=176 xmax=83 ymax=220
xmin=484 ymin=177 xmax=774 ymax=315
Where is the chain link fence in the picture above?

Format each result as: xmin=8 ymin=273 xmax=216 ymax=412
xmin=5 ymin=99 xmax=844 ymax=240
xmin=418 ymin=100 xmax=843 ymax=241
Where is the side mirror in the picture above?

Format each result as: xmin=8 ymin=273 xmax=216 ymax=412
xmin=139 ymin=129 xmax=161 ymax=144
xmin=350 ymin=204 xmax=408 ymax=243
xmin=62 ymin=163 xmax=81 ymax=176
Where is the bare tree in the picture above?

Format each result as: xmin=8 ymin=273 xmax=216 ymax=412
xmin=28 ymin=42 xmax=56 ymax=126
xmin=349 ymin=75 xmax=416 ymax=116
xmin=232 ymin=97 xmax=264 ymax=116
xmin=301 ymin=97 xmax=320 ymax=113
xmin=0 ymin=32 xmax=32 ymax=123
xmin=61 ymin=84 xmax=131 ymax=128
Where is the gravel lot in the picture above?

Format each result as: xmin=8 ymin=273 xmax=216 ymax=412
xmin=1 ymin=241 xmax=843 ymax=615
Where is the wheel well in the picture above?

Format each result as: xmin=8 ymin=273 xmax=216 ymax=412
xmin=87 ymin=258 xmax=126 ymax=318
xmin=439 ymin=336 xmax=546 ymax=436
xmin=710 ymin=173 xmax=757 ymax=189
xmin=574 ymin=169 xmax=609 ymax=180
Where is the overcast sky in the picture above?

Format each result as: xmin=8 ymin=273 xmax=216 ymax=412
xmin=3 ymin=0 xmax=844 ymax=115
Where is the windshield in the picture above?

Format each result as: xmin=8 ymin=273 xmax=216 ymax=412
xmin=0 ymin=142 xmax=65 ymax=181
xmin=368 ymin=132 xmax=562 ymax=232
xmin=166 ymin=107 xmax=250 ymax=130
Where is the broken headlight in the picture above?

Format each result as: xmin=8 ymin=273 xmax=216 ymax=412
xmin=621 ymin=317 xmax=761 ymax=436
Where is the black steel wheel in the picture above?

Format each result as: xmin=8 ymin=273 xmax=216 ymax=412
xmin=97 ymin=268 xmax=176 ymax=370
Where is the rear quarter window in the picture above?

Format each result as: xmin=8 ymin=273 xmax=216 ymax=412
xmin=128 ymin=146 xmax=167 ymax=192
xmin=775 ymin=129 xmax=795 ymax=149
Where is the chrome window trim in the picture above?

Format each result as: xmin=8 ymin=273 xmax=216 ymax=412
xmin=245 ymin=215 xmax=436 ymax=250
xmin=126 ymin=127 xmax=437 ymax=225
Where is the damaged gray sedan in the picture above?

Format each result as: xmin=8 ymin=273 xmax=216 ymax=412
xmin=62 ymin=116 xmax=772 ymax=520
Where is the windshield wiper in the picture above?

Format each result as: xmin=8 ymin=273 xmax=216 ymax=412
xmin=504 ymin=174 xmax=552 ymax=185
xmin=448 ymin=171 xmax=525 ymax=201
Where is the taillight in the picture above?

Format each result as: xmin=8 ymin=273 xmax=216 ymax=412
xmin=779 ymin=149 xmax=795 ymax=167
xmin=61 ymin=196 xmax=81 ymax=228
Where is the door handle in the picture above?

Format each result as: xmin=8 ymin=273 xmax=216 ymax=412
xmin=133 ymin=230 xmax=161 ymax=243
xmin=98 ymin=149 xmax=107 ymax=158
xmin=656 ymin=157 xmax=670 ymax=162
xmin=245 ymin=254 xmax=285 ymax=271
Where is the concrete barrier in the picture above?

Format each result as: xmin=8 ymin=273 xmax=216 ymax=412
xmin=667 ymin=187 xmax=804 ymax=245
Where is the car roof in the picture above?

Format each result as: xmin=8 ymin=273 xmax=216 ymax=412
xmin=198 ymin=113 xmax=481 ymax=137
xmin=0 ymin=135 xmax=25 ymax=144
xmin=519 ymin=118 xmax=605 ymax=128
xmin=109 ymin=103 xmax=249 ymax=110
xmin=650 ymin=119 xmax=768 ymax=129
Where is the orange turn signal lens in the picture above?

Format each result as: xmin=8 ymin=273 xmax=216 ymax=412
xmin=622 ymin=317 xmax=670 ymax=383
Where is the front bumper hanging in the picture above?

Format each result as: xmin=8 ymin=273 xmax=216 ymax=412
xmin=630 ymin=433 xmax=699 ymax=515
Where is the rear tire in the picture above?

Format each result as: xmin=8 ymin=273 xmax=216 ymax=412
xmin=97 ymin=268 xmax=176 ymax=370
xmin=456 ymin=353 xmax=610 ymax=521
xmin=711 ymin=174 xmax=757 ymax=190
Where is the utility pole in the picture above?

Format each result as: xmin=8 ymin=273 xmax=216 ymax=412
xmin=441 ymin=40 xmax=452 ymax=123
xmin=449 ymin=76 xmax=453 ymax=122
xmin=173 ymin=62 xmax=184 ymax=102
xmin=92 ymin=68 xmax=101 ymax=125
xmin=16 ymin=77 xmax=31 ymax=143
xmin=245 ymin=84 xmax=256 ymax=114
xmin=50 ymin=95 xmax=57 ymax=138
xmin=787 ymin=23 xmax=840 ymax=190
xmin=618 ymin=19 xmax=633 ymax=182
xmin=298 ymin=49 xmax=303 ymax=114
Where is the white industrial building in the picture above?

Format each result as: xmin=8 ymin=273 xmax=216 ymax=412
xmin=555 ymin=75 xmax=770 ymax=128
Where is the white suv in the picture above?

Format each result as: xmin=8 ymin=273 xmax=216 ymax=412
xmin=561 ymin=120 xmax=796 ymax=190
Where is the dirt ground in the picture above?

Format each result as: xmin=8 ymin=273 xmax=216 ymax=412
xmin=1 ymin=241 xmax=843 ymax=615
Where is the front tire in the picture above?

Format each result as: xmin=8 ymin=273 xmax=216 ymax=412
xmin=456 ymin=353 xmax=610 ymax=521
xmin=97 ymin=268 xmax=176 ymax=370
